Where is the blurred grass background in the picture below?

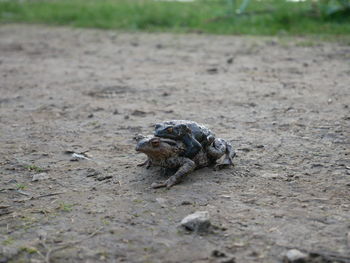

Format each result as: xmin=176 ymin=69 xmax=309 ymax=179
xmin=0 ymin=0 xmax=349 ymax=36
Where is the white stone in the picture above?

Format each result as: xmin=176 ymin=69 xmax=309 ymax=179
xmin=156 ymin=197 xmax=168 ymax=208
xmin=180 ymin=211 xmax=210 ymax=232
xmin=261 ymin=172 xmax=279 ymax=179
xmin=32 ymin=173 xmax=49 ymax=182
xmin=284 ymin=249 xmax=308 ymax=263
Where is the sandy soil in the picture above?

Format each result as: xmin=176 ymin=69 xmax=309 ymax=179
xmin=0 ymin=24 xmax=349 ymax=263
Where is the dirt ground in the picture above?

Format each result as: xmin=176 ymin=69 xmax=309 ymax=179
xmin=0 ymin=24 xmax=349 ymax=263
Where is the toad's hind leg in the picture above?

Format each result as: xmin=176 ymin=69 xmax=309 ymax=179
xmin=151 ymin=158 xmax=196 ymax=189
xmin=226 ymin=143 xmax=236 ymax=161
xmin=165 ymin=158 xmax=196 ymax=188
xmin=207 ymin=138 xmax=226 ymax=160
xmin=209 ymin=139 xmax=236 ymax=170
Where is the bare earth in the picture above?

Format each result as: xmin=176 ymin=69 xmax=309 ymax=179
xmin=0 ymin=24 xmax=349 ymax=263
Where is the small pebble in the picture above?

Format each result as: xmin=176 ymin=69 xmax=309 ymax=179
xmin=156 ymin=197 xmax=168 ymax=208
xmin=283 ymin=249 xmax=308 ymax=263
xmin=32 ymin=173 xmax=49 ymax=182
xmin=180 ymin=211 xmax=210 ymax=232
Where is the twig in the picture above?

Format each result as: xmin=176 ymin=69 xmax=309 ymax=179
xmin=42 ymin=227 xmax=103 ymax=263
xmin=16 ymin=190 xmax=31 ymax=196
xmin=33 ymin=192 xmax=65 ymax=199
xmin=36 ymin=250 xmax=46 ymax=261
xmin=0 ymin=209 xmax=13 ymax=217
xmin=0 ymin=188 xmax=31 ymax=196
xmin=14 ymin=192 xmax=65 ymax=202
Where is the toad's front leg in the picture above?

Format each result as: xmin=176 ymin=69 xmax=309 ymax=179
xmin=151 ymin=157 xmax=196 ymax=189
xmin=182 ymin=134 xmax=202 ymax=159
xmin=137 ymin=158 xmax=152 ymax=168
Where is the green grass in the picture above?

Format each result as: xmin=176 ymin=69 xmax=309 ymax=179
xmin=57 ymin=202 xmax=74 ymax=212
xmin=2 ymin=237 xmax=15 ymax=246
xmin=0 ymin=0 xmax=349 ymax=36
xmin=24 ymin=164 xmax=44 ymax=172
xmin=20 ymin=246 xmax=39 ymax=254
xmin=15 ymin=183 xmax=27 ymax=190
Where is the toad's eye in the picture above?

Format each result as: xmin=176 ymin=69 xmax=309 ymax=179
xmin=167 ymin=127 xmax=173 ymax=133
xmin=151 ymin=140 xmax=160 ymax=147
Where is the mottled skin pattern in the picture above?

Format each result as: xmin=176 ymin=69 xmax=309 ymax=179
xmin=154 ymin=120 xmax=215 ymax=159
xmin=135 ymin=136 xmax=235 ymax=189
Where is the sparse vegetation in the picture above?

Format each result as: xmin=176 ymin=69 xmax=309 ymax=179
xmin=0 ymin=0 xmax=349 ymax=36
xmin=58 ymin=202 xmax=74 ymax=212
xmin=295 ymin=40 xmax=318 ymax=47
xmin=24 ymin=164 xmax=43 ymax=172
xmin=20 ymin=246 xmax=39 ymax=254
xmin=15 ymin=183 xmax=27 ymax=190
xmin=2 ymin=237 xmax=15 ymax=246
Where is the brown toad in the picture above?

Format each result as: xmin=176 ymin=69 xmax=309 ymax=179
xmin=135 ymin=135 xmax=235 ymax=189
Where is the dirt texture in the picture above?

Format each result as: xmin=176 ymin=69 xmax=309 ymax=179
xmin=0 ymin=25 xmax=349 ymax=263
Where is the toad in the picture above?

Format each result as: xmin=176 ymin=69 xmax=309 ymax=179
xmin=154 ymin=120 xmax=215 ymax=159
xmin=135 ymin=135 xmax=235 ymax=189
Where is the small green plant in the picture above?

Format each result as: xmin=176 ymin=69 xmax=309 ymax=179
xmin=97 ymin=250 xmax=109 ymax=259
xmin=89 ymin=121 xmax=100 ymax=127
xmin=296 ymin=40 xmax=318 ymax=47
xmin=20 ymin=246 xmax=39 ymax=254
xmin=2 ymin=237 xmax=15 ymax=246
xmin=16 ymin=183 xmax=26 ymax=190
xmin=58 ymin=202 xmax=74 ymax=212
xmin=25 ymin=165 xmax=43 ymax=172
xmin=101 ymin=219 xmax=110 ymax=225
